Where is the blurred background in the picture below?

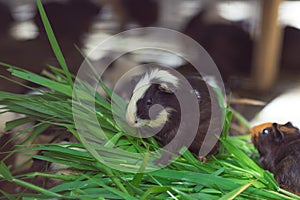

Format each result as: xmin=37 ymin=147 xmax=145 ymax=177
xmin=1 ymin=0 xmax=300 ymax=126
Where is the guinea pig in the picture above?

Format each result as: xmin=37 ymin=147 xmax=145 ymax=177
xmin=182 ymin=8 xmax=253 ymax=83
xmin=125 ymin=67 xmax=222 ymax=163
xmin=251 ymin=122 xmax=300 ymax=195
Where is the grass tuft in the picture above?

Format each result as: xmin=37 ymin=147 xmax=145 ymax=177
xmin=0 ymin=0 xmax=299 ymax=199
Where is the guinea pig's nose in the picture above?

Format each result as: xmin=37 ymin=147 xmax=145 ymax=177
xmin=129 ymin=120 xmax=137 ymax=126
xmin=127 ymin=117 xmax=137 ymax=126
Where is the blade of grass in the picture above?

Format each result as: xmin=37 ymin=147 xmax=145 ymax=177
xmin=83 ymin=174 xmax=138 ymax=200
xmin=36 ymin=0 xmax=73 ymax=87
xmin=0 ymin=162 xmax=63 ymax=198
xmin=8 ymin=69 xmax=72 ymax=96
xmin=5 ymin=116 xmax=34 ymax=131
xmin=219 ymin=179 xmax=258 ymax=200
xmin=231 ymin=107 xmax=251 ymax=130
xmin=141 ymin=186 xmax=172 ymax=200
xmin=0 ymin=162 xmax=13 ymax=180
xmin=131 ymin=148 xmax=150 ymax=187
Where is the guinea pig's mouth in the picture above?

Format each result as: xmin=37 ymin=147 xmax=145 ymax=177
xmin=140 ymin=109 xmax=172 ymax=128
xmin=125 ymin=114 xmax=145 ymax=127
xmin=135 ymin=119 xmax=151 ymax=127
xmin=126 ymin=108 xmax=173 ymax=128
xmin=126 ymin=117 xmax=154 ymax=128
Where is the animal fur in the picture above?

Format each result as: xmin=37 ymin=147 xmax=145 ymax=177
xmin=251 ymin=122 xmax=300 ymax=195
xmin=126 ymin=67 xmax=222 ymax=163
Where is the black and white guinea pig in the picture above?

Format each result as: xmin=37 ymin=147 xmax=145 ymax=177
xmin=125 ymin=67 xmax=223 ymax=163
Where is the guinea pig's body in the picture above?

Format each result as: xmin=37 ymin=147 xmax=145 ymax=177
xmin=126 ymin=67 xmax=222 ymax=163
xmin=251 ymin=122 xmax=300 ymax=195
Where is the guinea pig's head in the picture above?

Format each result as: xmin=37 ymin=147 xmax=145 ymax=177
xmin=251 ymin=122 xmax=299 ymax=154
xmin=126 ymin=69 xmax=180 ymax=128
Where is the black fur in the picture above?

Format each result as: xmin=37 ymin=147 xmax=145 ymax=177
xmin=136 ymin=84 xmax=179 ymax=121
xmin=132 ymin=71 xmax=222 ymax=163
xmin=121 ymin=0 xmax=159 ymax=28
xmin=252 ymin=122 xmax=300 ymax=194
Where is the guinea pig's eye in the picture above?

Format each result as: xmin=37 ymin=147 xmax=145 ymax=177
xmin=146 ymin=98 xmax=153 ymax=106
xmin=262 ymin=128 xmax=270 ymax=135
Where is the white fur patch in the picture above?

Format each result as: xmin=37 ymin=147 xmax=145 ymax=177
xmin=133 ymin=69 xmax=179 ymax=94
xmin=126 ymin=69 xmax=179 ymax=126
xmin=134 ymin=108 xmax=172 ymax=128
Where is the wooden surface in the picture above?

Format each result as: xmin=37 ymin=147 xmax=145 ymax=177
xmin=252 ymin=0 xmax=284 ymax=91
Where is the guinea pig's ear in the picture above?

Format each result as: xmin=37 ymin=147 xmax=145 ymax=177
xmin=158 ymin=83 xmax=176 ymax=93
xmin=272 ymin=123 xmax=284 ymax=142
xmin=284 ymin=121 xmax=294 ymax=128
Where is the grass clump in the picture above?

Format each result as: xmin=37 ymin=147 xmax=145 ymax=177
xmin=0 ymin=0 xmax=299 ymax=199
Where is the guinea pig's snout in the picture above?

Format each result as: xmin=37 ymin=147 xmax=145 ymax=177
xmin=128 ymin=118 xmax=138 ymax=126
xmin=126 ymin=113 xmax=138 ymax=127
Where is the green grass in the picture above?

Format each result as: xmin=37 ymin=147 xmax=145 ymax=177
xmin=0 ymin=0 xmax=299 ymax=199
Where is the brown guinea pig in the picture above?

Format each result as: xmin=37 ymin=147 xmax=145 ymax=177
xmin=251 ymin=122 xmax=300 ymax=195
